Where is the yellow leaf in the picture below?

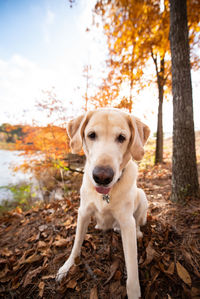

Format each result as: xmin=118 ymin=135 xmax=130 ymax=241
xmin=176 ymin=261 xmax=192 ymax=286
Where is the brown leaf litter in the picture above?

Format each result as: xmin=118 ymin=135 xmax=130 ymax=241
xmin=0 ymin=163 xmax=200 ymax=298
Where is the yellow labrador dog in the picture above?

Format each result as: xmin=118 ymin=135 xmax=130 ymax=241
xmin=57 ymin=108 xmax=150 ymax=299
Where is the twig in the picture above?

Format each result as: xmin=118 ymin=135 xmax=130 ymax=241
xmin=67 ymin=166 xmax=84 ymax=174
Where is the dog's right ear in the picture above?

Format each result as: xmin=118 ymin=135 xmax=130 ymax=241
xmin=128 ymin=115 xmax=150 ymax=161
xmin=67 ymin=111 xmax=92 ymax=153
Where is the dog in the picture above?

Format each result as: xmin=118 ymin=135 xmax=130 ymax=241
xmin=56 ymin=108 xmax=150 ymax=299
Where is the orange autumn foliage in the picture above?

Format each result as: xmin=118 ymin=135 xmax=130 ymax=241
xmin=15 ymin=125 xmax=70 ymax=175
xmin=13 ymin=90 xmax=74 ymax=176
xmin=94 ymin=0 xmax=200 ymax=164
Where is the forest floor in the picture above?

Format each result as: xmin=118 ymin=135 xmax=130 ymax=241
xmin=0 ymin=134 xmax=200 ymax=299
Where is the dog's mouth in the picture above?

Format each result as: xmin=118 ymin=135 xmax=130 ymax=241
xmin=95 ymin=186 xmax=111 ymax=194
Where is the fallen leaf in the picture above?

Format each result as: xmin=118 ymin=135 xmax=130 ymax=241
xmin=93 ymin=268 xmax=106 ymax=277
xmin=104 ymin=259 xmax=119 ymax=284
xmin=53 ymin=238 xmax=68 ymax=247
xmin=63 ymin=217 xmax=73 ymax=227
xmin=109 ymin=281 xmax=122 ymax=294
xmin=67 ymin=279 xmax=77 ymax=289
xmin=90 ymin=286 xmax=98 ymax=299
xmin=0 ymin=248 xmax=13 ymax=257
xmin=11 ymin=278 xmax=21 ymax=290
xmin=13 ymin=250 xmax=31 ymax=271
xmin=28 ymin=233 xmax=40 ymax=242
xmin=150 ymin=266 xmax=160 ymax=284
xmin=158 ymin=262 xmax=166 ymax=273
xmin=85 ymin=234 xmax=97 ymax=250
xmin=14 ymin=207 xmax=22 ymax=214
xmin=176 ymin=261 xmax=192 ymax=286
xmin=0 ymin=258 xmax=7 ymax=264
xmin=191 ymin=287 xmax=200 ymax=296
xmin=14 ymin=248 xmax=21 ymax=255
xmin=0 ymin=274 xmax=12 ymax=283
xmin=23 ymin=266 xmax=43 ymax=287
xmin=38 ymin=224 xmax=48 ymax=232
xmin=69 ymin=265 xmax=79 ymax=275
xmin=114 ymin=270 xmax=122 ymax=280
xmin=166 ymin=262 xmax=174 ymax=275
xmin=38 ymin=281 xmax=45 ymax=297
xmin=0 ymin=265 xmax=9 ymax=279
xmin=143 ymin=241 xmax=157 ymax=266
xmin=24 ymin=253 xmax=42 ymax=264
xmin=40 ymin=248 xmax=52 ymax=257
xmin=37 ymin=241 xmax=47 ymax=248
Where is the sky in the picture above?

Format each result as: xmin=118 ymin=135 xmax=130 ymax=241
xmin=0 ymin=0 xmax=106 ymax=124
xmin=0 ymin=0 xmax=199 ymax=134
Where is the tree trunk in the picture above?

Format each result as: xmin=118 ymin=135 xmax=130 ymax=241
xmin=169 ymin=0 xmax=199 ymax=201
xmin=155 ymin=57 xmax=165 ymax=164
xmin=152 ymin=54 xmax=165 ymax=164
xmin=155 ymin=84 xmax=163 ymax=164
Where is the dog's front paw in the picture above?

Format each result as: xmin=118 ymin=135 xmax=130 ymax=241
xmin=56 ymin=258 xmax=74 ymax=282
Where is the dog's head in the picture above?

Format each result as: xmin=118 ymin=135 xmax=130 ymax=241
xmin=67 ymin=109 xmax=150 ymax=194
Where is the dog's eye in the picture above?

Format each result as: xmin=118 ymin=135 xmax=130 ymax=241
xmin=116 ymin=134 xmax=126 ymax=143
xmin=88 ymin=132 xmax=96 ymax=140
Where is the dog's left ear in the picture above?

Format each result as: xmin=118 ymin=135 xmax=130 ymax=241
xmin=67 ymin=111 xmax=93 ymax=153
xmin=128 ymin=116 xmax=150 ymax=161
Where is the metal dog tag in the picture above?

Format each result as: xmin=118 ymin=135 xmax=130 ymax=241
xmin=102 ymin=194 xmax=110 ymax=203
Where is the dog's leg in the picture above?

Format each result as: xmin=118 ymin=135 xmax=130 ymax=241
xmin=134 ymin=188 xmax=148 ymax=239
xmin=118 ymin=215 xmax=141 ymax=299
xmin=56 ymin=207 xmax=91 ymax=281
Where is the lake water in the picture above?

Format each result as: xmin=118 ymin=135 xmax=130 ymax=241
xmin=0 ymin=150 xmax=34 ymax=203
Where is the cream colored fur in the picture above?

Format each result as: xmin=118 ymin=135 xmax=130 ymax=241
xmin=56 ymin=108 xmax=150 ymax=299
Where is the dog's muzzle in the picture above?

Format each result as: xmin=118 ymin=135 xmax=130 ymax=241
xmin=92 ymin=166 xmax=114 ymax=186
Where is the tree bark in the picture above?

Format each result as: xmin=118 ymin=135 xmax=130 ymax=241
xmin=169 ymin=0 xmax=199 ymax=201
xmin=151 ymin=52 xmax=165 ymax=164
xmin=155 ymin=85 xmax=163 ymax=164
xmin=155 ymin=57 xmax=165 ymax=164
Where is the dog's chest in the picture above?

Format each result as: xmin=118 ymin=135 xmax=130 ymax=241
xmin=93 ymin=202 xmax=117 ymax=231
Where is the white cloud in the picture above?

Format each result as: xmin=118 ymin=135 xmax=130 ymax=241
xmin=0 ymin=54 xmax=77 ymax=125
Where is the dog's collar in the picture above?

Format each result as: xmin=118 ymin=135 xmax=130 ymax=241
xmin=102 ymin=168 xmax=125 ymax=204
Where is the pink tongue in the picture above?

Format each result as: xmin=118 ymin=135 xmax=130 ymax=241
xmin=95 ymin=186 xmax=111 ymax=194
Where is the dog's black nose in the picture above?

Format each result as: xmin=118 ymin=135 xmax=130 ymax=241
xmin=93 ymin=166 xmax=114 ymax=186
